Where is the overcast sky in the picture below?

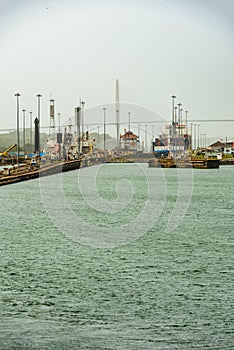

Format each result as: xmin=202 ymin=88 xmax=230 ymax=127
xmin=0 ymin=0 xmax=234 ymax=139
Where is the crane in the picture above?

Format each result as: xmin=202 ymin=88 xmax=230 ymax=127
xmin=0 ymin=144 xmax=17 ymax=157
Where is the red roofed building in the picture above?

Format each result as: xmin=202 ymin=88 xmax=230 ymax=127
xmin=120 ymin=130 xmax=139 ymax=150
xmin=208 ymin=140 xmax=226 ymax=151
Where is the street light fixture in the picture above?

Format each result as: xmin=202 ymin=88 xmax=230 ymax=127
xmin=197 ymin=124 xmax=200 ymax=148
xmin=191 ymin=123 xmax=193 ymax=150
xmin=81 ymin=101 xmax=85 ymax=154
xmin=15 ymin=93 xmax=21 ymax=165
xmin=103 ymin=107 xmax=106 ymax=151
xmin=29 ymin=112 xmax=33 ymax=154
xmin=128 ymin=112 xmax=131 ymax=132
xmin=36 ymin=94 xmax=42 ymax=157
xmin=185 ymin=110 xmax=188 ymax=134
xmin=177 ymin=103 xmax=182 ymax=136
xmin=194 ymin=123 xmax=197 ymax=150
xmin=22 ymin=109 xmax=26 ymax=155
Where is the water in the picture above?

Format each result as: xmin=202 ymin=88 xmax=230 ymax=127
xmin=0 ymin=164 xmax=233 ymax=349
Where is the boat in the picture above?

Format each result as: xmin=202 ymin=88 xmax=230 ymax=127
xmin=152 ymin=152 xmax=220 ymax=169
xmin=0 ymin=159 xmax=82 ymax=187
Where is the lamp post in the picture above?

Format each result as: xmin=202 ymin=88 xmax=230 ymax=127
xmin=171 ymin=95 xmax=176 ymax=126
xmin=171 ymin=96 xmax=176 ymax=154
xmin=145 ymin=124 xmax=148 ymax=152
xmin=138 ymin=124 xmax=140 ymax=151
xmin=58 ymin=112 xmax=61 ymax=159
xmin=174 ymin=106 xmax=178 ymax=137
xmin=29 ymin=112 xmax=32 ymax=154
xmin=197 ymin=124 xmax=200 ymax=149
xmin=190 ymin=123 xmax=193 ymax=150
xmin=22 ymin=109 xmax=26 ymax=155
xmin=36 ymin=94 xmax=42 ymax=157
xmin=185 ymin=110 xmax=188 ymax=135
xmin=81 ymin=101 xmax=85 ymax=154
xmin=177 ymin=103 xmax=181 ymax=136
xmin=15 ymin=93 xmax=21 ymax=165
xmin=194 ymin=123 xmax=197 ymax=150
xmin=103 ymin=107 xmax=106 ymax=151
xmin=180 ymin=108 xmax=183 ymax=136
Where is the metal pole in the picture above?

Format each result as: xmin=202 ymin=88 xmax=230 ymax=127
xmin=177 ymin=103 xmax=181 ymax=136
xmin=180 ymin=108 xmax=183 ymax=135
xmin=58 ymin=112 xmax=61 ymax=159
xmin=145 ymin=124 xmax=147 ymax=152
xmin=81 ymin=101 xmax=85 ymax=154
xmin=194 ymin=123 xmax=197 ymax=150
xmin=197 ymin=124 xmax=200 ymax=148
xmin=171 ymin=95 xmax=176 ymax=126
xmin=128 ymin=112 xmax=131 ymax=132
xmin=185 ymin=110 xmax=188 ymax=134
xmin=36 ymin=94 xmax=42 ymax=157
xmin=171 ymin=96 xmax=176 ymax=152
xmin=75 ymin=108 xmax=80 ymax=157
xmin=29 ymin=111 xmax=32 ymax=154
xmin=138 ymin=124 xmax=140 ymax=151
xmin=103 ymin=107 xmax=106 ymax=151
xmin=22 ymin=109 xmax=26 ymax=155
xmin=15 ymin=93 xmax=21 ymax=165
xmin=191 ymin=123 xmax=193 ymax=150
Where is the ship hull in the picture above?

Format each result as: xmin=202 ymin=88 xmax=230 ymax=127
xmin=0 ymin=159 xmax=82 ymax=187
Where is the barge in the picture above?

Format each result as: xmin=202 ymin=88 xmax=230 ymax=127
xmin=150 ymin=155 xmax=220 ymax=169
xmin=0 ymin=159 xmax=82 ymax=187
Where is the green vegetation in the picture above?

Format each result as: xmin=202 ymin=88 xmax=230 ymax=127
xmin=0 ymin=130 xmax=49 ymax=152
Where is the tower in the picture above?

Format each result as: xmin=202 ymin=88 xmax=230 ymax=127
xmin=116 ymin=79 xmax=120 ymax=148
xmin=49 ymin=99 xmax=55 ymax=138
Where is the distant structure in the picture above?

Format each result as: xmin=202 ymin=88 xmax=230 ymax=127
xmin=34 ymin=117 xmax=39 ymax=153
xmin=49 ymin=99 xmax=55 ymax=138
xmin=116 ymin=79 xmax=120 ymax=148
xmin=120 ymin=129 xmax=139 ymax=151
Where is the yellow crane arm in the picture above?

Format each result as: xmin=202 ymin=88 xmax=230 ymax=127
xmin=0 ymin=144 xmax=17 ymax=157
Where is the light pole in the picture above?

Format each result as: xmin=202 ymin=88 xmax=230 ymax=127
xmin=177 ymin=103 xmax=181 ymax=136
xmin=22 ymin=109 xmax=26 ymax=156
xmin=15 ymin=93 xmax=21 ymax=165
xmin=103 ymin=107 xmax=106 ymax=151
xmin=29 ymin=112 xmax=32 ymax=154
xmin=194 ymin=123 xmax=197 ymax=150
xmin=197 ymin=124 xmax=200 ymax=149
xmin=191 ymin=123 xmax=193 ymax=150
xmin=128 ymin=112 xmax=131 ymax=132
xmin=36 ymin=94 xmax=42 ymax=157
xmin=138 ymin=124 xmax=140 ymax=151
xmin=171 ymin=95 xmax=176 ymax=126
xmin=145 ymin=124 xmax=148 ymax=152
xmin=180 ymin=108 xmax=183 ymax=136
xmin=58 ymin=112 xmax=61 ymax=159
xmin=151 ymin=125 xmax=155 ymax=152
xmin=171 ymin=96 xmax=176 ymax=145
xmin=185 ymin=110 xmax=188 ymax=134
xmin=81 ymin=101 xmax=85 ymax=154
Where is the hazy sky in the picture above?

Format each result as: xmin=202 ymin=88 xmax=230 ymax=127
xmin=0 ymin=0 xmax=234 ymax=139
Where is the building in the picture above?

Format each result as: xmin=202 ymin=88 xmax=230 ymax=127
xmin=120 ymin=130 xmax=139 ymax=150
xmin=208 ymin=140 xmax=234 ymax=155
